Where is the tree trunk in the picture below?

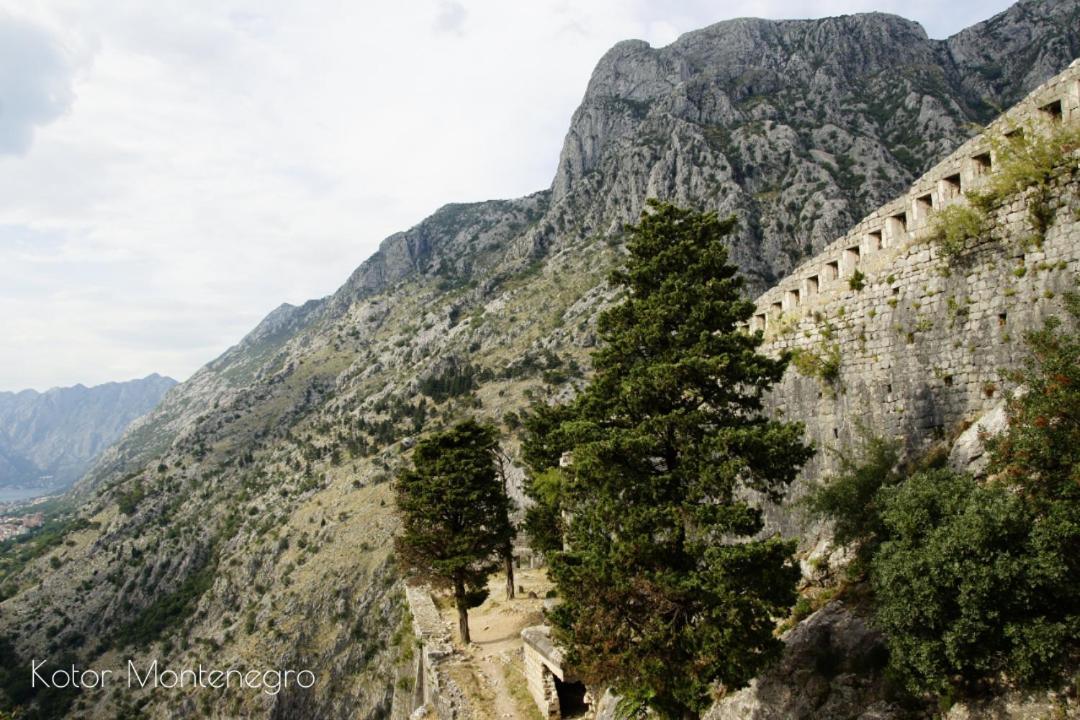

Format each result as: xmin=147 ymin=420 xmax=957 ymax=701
xmin=454 ymin=578 xmax=471 ymax=645
xmin=504 ymin=543 xmax=515 ymax=600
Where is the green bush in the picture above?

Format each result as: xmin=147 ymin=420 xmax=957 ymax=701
xmin=790 ymin=344 xmax=842 ymax=384
xmin=930 ymin=204 xmax=985 ymax=259
xmin=872 ymin=469 xmax=1076 ymax=694
xmin=968 ymin=122 xmax=1080 ymax=241
xmin=804 ymin=434 xmax=901 ymax=571
xmin=848 ymin=269 xmax=866 ymax=291
xmin=872 ymin=298 xmax=1080 ymax=697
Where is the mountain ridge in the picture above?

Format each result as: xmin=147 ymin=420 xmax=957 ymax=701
xmin=1 ymin=3 xmax=1078 ymax=718
xmin=0 ymin=374 xmax=177 ymax=493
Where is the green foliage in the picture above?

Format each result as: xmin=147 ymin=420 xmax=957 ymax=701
xmin=804 ymin=434 xmax=902 ymax=570
xmin=418 ymin=363 xmax=477 ymax=402
xmin=521 ymin=468 xmax=566 ymax=555
xmin=111 ymin=542 xmax=219 ymax=648
xmin=969 ymin=122 xmax=1080 ymax=241
xmin=522 ymin=201 xmax=813 ymax=718
xmin=117 ymin=479 xmax=147 ymax=515
xmin=872 ymin=469 xmax=1077 ymax=694
xmin=971 ymin=123 xmax=1080 ymax=211
xmin=868 ymin=298 xmax=1080 ymax=697
xmin=986 ymin=292 xmax=1080 ymax=508
xmin=790 ymin=344 xmax=842 ymax=384
xmin=0 ymin=510 xmax=95 ymax=594
xmin=930 ymin=204 xmax=986 ymax=259
xmin=393 ymin=420 xmax=514 ymax=643
xmin=848 ymin=269 xmax=866 ymax=291
xmin=0 ymin=637 xmax=78 ymax=720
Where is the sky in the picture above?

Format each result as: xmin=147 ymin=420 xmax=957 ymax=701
xmin=0 ymin=0 xmax=1016 ymax=392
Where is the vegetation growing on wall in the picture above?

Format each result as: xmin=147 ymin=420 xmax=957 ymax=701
xmin=809 ymin=295 xmax=1080 ymax=702
xmin=932 ymin=121 xmax=1080 ymax=259
xmin=790 ymin=344 xmax=842 ymax=385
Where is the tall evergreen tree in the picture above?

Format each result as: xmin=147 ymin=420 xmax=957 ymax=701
xmin=523 ymin=201 xmax=813 ymax=718
xmin=394 ymin=420 xmax=514 ymax=644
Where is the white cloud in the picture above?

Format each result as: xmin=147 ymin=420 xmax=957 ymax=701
xmin=0 ymin=12 xmax=77 ymax=154
xmin=0 ymin=0 xmax=1015 ymax=391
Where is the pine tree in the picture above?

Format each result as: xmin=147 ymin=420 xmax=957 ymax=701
xmin=394 ymin=420 xmax=514 ymax=644
xmin=524 ymin=201 xmax=814 ymax=718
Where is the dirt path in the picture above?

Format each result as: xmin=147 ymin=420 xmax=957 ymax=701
xmin=439 ymin=568 xmax=552 ymax=719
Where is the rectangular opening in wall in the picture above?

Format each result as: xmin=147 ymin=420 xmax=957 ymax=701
xmin=771 ymin=301 xmax=783 ymax=317
xmin=1039 ymin=99 xmax=1063 ymax=121
xmin=752 ymin=313 xmax=766 ymax=332
xmin=844 ymin=245 xmax=861 ymax=268
xmin=785 ymin=288 xmax=800 ymax=308
xmin=944 ymin=375 xmax=954 ymax=387
xmin=867 ymin=230 xmax=882 ymax=251
xmin=891 ymin=212 xmax=907 ymax=231
xmin=998 ymin=311 xmax=1007 ymax=327
xmin=972 ymin=152 xmax=992 ymax=174
xmin=886 ymin=383 xmax=892 ymax=394
xmin=824 ymin=260 xmax=839 ymax=281
xmin=805 ymin=275 xmax=819 ymax=296
xmin=916 ymin=193 xmax=933 ymax=217
xmin=1004 ymin=127 xmax=1024 ymax=142
xmin=942 ymin=173 xmax=962 ymax=198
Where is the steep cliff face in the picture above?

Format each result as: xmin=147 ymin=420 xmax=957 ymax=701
xmin=550 ymin=3 xmax=1080 ymax=291
xmin=1 ymin=3 xmax=1078 ymax=719
xmin=0 ymin=375 xmax=176 ymax=493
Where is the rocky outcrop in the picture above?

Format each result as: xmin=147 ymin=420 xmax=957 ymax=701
xmin=948 ymin=401 xmax=1009 ymax=476
xmin=705 ymin=602 xmax=899 ymax=720
xmin=547 ymin=0 xmax=1080 ymax=292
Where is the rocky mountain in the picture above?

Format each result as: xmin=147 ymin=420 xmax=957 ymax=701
xmin=0 ymin=375 xmax=177 ymax=495
xmin=0 ymin=2 xmax=1078 ymax=718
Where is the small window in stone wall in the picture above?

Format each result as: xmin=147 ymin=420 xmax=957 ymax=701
xmin=824 ymin=260 xmax=839 ymax=281
xmin=891 ymin=211 xmax=907 ymax=231
xmin=867 ymin=230 xmax=882 ymax=251
xmin=771 ymin=301 xmax=783 ymax=317
xmin=941 ymin=173 xmax=962 ymax=201
xmin=786 ymin=288 xmax=801 ymax=308
xmin=916 ymin=193 xmax=933 ymax=217
xmin=972 ymin=152 xmax=992 ymax=174
xmin=806 ymin=275 xmax=819 ymax=296
xmin=845 ymin=246 xmax=861 ymax=268
xmin=1039 ymin=99 xmax=1063 ymax=121
xmin=998 ymin=311 xmax=1007 ymax=327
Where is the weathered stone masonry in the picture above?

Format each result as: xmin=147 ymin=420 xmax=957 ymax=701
xmin=403 ymin=585 xmax=478 ymax=720
xmin=522 ymin=625 xmax=591 ymax=719
xmin=751 ymin=60 xmax=1080 ymax=535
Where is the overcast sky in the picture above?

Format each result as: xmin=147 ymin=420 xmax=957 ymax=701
xmin=0 ymin=0 xmax=1015 ymax=392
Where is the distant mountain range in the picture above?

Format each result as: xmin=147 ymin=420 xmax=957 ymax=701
xmin=1 ymin=1 xmax=1078 ymax=717
xmin=0 ymin=374 xmax=177 ymax=494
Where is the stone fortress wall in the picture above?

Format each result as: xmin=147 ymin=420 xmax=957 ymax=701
xmin=403 ymin=585 xmax=479 ymax=720
xmin=751 ymin=60 xmax=1080 ymax=534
